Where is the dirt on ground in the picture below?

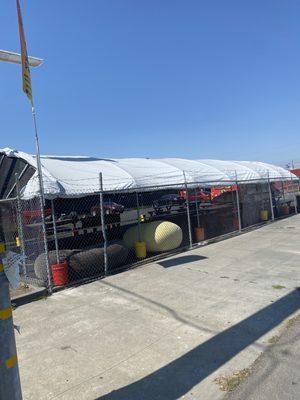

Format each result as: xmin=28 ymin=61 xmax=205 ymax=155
xmin=10 ymin=283 xmax=34 ymax=299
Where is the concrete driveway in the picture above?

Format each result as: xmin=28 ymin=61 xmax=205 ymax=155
xmin=14 ymin=215 xmax=300 ymax=399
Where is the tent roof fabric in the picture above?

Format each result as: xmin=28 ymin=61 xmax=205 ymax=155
xmin=0 ymin=148 xmax=297 ymax=199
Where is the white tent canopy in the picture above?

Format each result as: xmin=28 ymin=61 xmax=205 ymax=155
xmin=0 ymin=148 xmax=297 ymax=199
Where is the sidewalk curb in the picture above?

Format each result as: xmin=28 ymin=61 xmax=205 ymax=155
xmin=11 ymin=287 xmax=48 ymax=307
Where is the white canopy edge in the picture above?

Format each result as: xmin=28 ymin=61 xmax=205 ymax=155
xmin=0 ymin=148 xmax=297 ymax=199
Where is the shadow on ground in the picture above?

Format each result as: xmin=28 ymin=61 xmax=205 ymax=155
xmin=97 ymin=289 xmax=300 ymax=400
xmin=158 ymin=254 xmax=208 ymax=268
xmin=101 ymin=281 xmax=215 ymax=334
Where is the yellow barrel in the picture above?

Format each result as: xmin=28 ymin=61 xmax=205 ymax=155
xmin=260 ymin=210 xmax=269 ymax=221
xmin=15 ymin=236 xmax=21 ymax=247
xmin=281 ymin=204 xmax=290 ymax=215
xmin=194 ymin=227 xmax=205 ymax=242
xmin=135 ymin=241 xmax=147 ymax=258
xmin=124 ymin=221 xmax=183 ymax=253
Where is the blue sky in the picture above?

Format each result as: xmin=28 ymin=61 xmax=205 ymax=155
xmin=1 ymin=1 xmax=300 ymax=165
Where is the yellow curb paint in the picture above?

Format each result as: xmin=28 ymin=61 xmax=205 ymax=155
xmin=5 ymin=355 xmax=18 ymax=369
xmin=0 ymin=307 xmax=12 ymax=320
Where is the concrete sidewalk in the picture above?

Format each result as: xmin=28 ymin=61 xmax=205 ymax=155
xmin=14 ymin=216 xmax=300 ymax=400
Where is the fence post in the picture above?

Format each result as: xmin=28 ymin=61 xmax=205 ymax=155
xmin=99 ymin=173 xmax=108 ymax=276
xmin=194 ymin=187 xmax=200 ymax=227
xmin=290 ymin=176 xmax=298 ymax=215
xmin=235 ymin=171 xmax=242 ymax=232
xmin=183 ymin=172 xmax=193 ymax=248
xmin=38 ymin=191 xmax=52 ymax=293
xmin=0 ymin=242 xmax=23 ymax=400
xmin=51 ymin=199 xmax=60 ymax=264
xmin=135 ymin=191 xmax=142 ymax=242
xmin=259 ymin=177 xmax=265 ymax=210
xmin=267 ymin=172 xmax=275 ymax=221
xmin=15 ymin=174 xmax=26 ymax=278
xmin=297 ymin=180 xmax=300 ymax=214
xmin=297 ymin=180 xmax=300 ymax=213
xmin=281 ymin=181 xmax=286 ymax=202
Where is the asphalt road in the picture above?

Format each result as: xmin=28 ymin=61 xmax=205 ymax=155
xmin=227 ymin=314 xmax=300 ymax=400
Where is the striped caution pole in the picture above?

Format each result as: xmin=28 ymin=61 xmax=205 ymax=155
xmin=0 ymin=243 xmax=23 ymax=400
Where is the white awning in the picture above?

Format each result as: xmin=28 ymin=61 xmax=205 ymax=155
xmin=0 ymin=148 xmax=297 ymax=199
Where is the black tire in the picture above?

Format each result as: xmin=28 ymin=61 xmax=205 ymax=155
xmin=34 ymin=244 xmax=129 ymax=282
xmin=69 ymin=244 xmax=129 ymax=278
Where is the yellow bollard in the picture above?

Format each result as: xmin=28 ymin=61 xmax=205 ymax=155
xmin=0 ymin=243 xmax=5 ymax=254
xmin=281 ymin=204 xmax=290 ymax=215
xmin=194 ymin=227 xmax=205 ymax=242
xmin=15 ymin=236 xmax=21 ymax=247
xmin=135 ymin=241 xmax=147 ymax=259
xmin=260 ymin=210 xmax=269 ymax=221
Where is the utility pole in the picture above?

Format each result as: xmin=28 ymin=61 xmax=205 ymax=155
xmin=291 ymin=160 xmax=295 ymax=170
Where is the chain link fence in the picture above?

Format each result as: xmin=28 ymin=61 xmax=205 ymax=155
xmin=0 ymin=173 xmax=299 ymax=292
xmin=0 ymin=194 xmax=51 ymax=288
